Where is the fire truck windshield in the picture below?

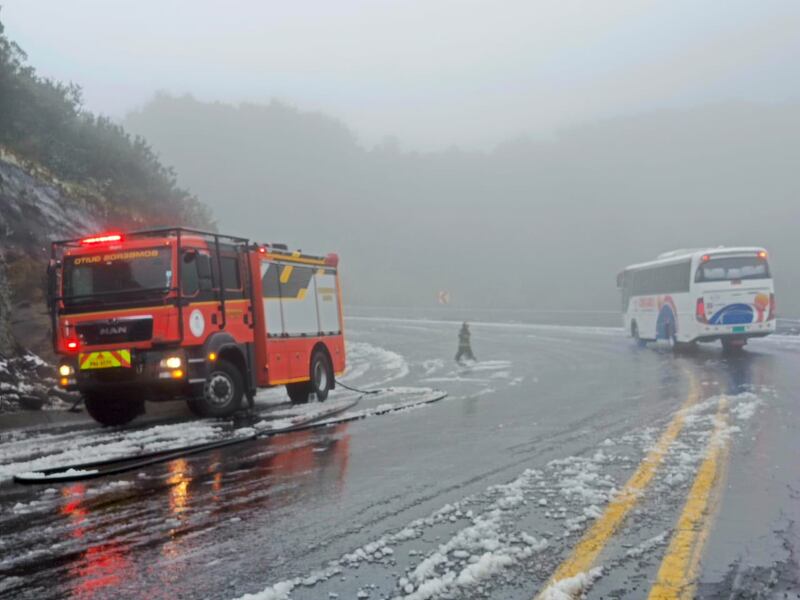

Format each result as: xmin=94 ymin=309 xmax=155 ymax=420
xmin=63 ymin=247 xmax=173 ymax=307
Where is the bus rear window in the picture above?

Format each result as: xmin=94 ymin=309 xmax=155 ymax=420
xmin=695 ymin=256 xmax=770 ymax=283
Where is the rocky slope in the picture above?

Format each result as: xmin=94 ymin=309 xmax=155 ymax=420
xmin=0 ymin=147 xmax=158 ymax=410
xmin=0 ymin=150 xmax=108 ymax=409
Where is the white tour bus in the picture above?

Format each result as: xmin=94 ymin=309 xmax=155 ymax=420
xmin=617 ymin=247 xmax=776 ymax=350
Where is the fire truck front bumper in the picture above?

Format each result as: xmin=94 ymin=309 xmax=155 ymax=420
xmin=58 ymin=348 xmax=195 ymax=397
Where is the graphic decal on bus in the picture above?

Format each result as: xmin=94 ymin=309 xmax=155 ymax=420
xmin=656 ymin=295 xmax=678 ymax=339
xmin=708 ymin=303 xmax=754 ymax=325
xmin=754 ymin=293 xmax=769 ymax=322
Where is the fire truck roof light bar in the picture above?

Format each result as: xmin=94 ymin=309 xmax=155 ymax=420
xmin=53 ymin=226 xmax=250 ymax=249
xmin=80 ymin=233 xmax=123 ymax=245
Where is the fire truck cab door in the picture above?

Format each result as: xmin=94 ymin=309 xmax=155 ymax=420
xmin=181 ymin=249 xmax=219 ymax=343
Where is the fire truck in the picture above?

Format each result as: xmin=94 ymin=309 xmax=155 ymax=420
xmin=49 ymin=227 xmax=346 ymax=426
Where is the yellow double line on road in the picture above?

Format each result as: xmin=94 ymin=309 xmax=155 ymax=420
xmin=535 ymin=373 xmax=733 ymax=599
xmin=535 ymin=373 xmax=702 ymax=599
xmin=648 ymin=398 xmax=730 ymax=600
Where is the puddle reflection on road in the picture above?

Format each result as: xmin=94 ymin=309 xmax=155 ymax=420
xmin=1 ymin=424 xmax=353 ymax=600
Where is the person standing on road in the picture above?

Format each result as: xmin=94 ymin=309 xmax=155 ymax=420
xmin=455 ymin=321 xmax=476 ymax=363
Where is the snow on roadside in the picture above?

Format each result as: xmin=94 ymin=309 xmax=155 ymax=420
xmin=233 ymin=464 xmax=566 ymax=600
xmin=1 ymin=385 xmax=442 ymax=485
xmin=344 ymin=341 xmax=410 ymax=387
xmin=0 ymin=420 xmax=237 ymax=483
xmin=0 ymin=352 xmax=74 ymax=412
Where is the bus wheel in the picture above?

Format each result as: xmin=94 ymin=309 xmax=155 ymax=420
xmin=632 ymin=321 xmax=647 ymax=347
xmin=84 ymin=391 xmax=144 ymax=427
xmin=310 ymin=350 xmax=333 ymax=402
xmin=287 ymin=382 xmax=311 ymax=404
xmin=199 ymin=359 xmax=243 ymax=418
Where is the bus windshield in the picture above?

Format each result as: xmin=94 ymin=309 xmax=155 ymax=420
xmin=695 ymin=255 xmax=770 ymax=283
xmin=63 ymin=248 xmax=173 ymax=306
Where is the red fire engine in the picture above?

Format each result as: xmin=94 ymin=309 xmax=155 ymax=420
xmin=49 ymin=227 xmax=346 ymax=426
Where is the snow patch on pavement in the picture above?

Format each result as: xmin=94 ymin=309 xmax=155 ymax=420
xmin=625 ymin=531 xmax=668 ymax=558
xmin=538 ymin=567 xmax=603 ymax=600
xmin=421 ymin=359 xmax=445 ymax=376
xmin=345 ymin=341 xmax=410 ymax=387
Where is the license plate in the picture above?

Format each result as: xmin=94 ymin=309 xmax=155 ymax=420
xmin=79 ymin=350 xmax=132 ymax=370
xmin=732 ymin=326 xmax=746 ymax=333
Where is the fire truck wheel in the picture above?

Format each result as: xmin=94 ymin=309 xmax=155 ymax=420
xmin=84 ymin=392 xmax=144 ymax=427
xmin=287 ymin=382 xmax=311 ymax=404
xmin=310 ymin=350 xmax=332 ymax=402
xmin=200 ymin=359 xmax=243 ymax=418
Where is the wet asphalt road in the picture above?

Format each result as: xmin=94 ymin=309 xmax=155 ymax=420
xmin=1 ymin=316 xmax=799 ymax=599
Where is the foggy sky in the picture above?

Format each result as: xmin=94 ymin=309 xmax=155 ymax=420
xmin=123 ymin=96 xmax=800 ymax=314
xmin=3 ymin=0 xmax=800 ymax=150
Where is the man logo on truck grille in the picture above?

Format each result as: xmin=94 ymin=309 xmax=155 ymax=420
xmin=99 ymin=326 xmax=128 ymax=336
xmin=189 ymin=309 xmax=205 ymax=337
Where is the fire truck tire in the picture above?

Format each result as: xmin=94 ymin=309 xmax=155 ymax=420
xmin=199 ymin=359 xmax=244 ymax=418
xmin=310 ymin=350 xmax=332 ymax=402
xmin=84 ymin=392 xmax=144 ymax=427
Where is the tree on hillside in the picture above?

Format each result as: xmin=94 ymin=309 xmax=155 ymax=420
xmin=0 ymin=11 xmax=213 ymax=229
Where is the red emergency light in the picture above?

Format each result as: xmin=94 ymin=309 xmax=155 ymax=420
xmin=80 ymin=233 xmax=123 ymax=245
xmin=66 ymin=340 xmax=79 ymax=351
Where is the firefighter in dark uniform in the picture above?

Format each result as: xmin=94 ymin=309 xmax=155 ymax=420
xmin=455 ymin=322 xmax=476 ymax=363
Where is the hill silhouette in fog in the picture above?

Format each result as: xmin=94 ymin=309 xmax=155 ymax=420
xmin=126 ymin=95 xmax=800 ymax=315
